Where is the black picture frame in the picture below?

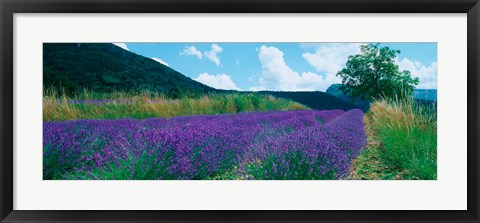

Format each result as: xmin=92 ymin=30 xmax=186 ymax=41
xmin=1 ymin=0 xmax=479 ymax=222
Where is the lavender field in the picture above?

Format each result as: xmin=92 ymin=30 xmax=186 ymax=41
xmin=43 ymin=43 xmax=437 ymax=180
xmin=43 ymin=109 xmax=367 ymax=180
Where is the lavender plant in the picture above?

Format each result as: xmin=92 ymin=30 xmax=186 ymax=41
xmin=43 ymin=109 xmax=366 ymax=180
xmin=242 ymin=109 xmax=366 ymax=180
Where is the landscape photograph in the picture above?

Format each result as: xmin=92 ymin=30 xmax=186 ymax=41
xmin=43 ymin=42 xmax=437 ymax=180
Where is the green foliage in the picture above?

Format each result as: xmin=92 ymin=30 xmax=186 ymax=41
xmin=233 ymin=96 xmax=249 ymax=112
xmin=337 ymin=44 xmax=419 ymax=100
xmin=44 ymin=67 xmax=79 ymax=94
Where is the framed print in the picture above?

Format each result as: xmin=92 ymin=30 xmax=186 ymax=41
xmin=1 ymin=0 xmax=479 ymax=222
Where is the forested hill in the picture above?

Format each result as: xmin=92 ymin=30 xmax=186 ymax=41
xmin=43 ymin=43 xmax=216 ymax=97
xmin=260 ymin=91 xmax=358 ymax=111
xmin=325 ymin=84 xmax=371 ymax=112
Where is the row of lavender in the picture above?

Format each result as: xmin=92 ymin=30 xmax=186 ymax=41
xmin=43 ymin=109 xmax=366 ymax=180
xmin=244 ymin=109 xmax=366 ymax=179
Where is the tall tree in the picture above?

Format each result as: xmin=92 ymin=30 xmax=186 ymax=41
xmin=336 ymin=44 xmax=419 ymax=100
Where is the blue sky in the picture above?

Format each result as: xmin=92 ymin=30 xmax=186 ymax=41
xmin=114 ymin=42 xmax=437 ymax=91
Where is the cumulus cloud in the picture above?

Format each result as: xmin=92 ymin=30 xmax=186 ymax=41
xmin=113 ymin=43 xmax=129 ymax=51
xmin=194 ymin=73 xmax=241 ymax=91
xmin=301 ymin=43 xmax=361 ymax=88
xmin=302 ymin=43 xmax=361 ymax=74
xmin=250 ymin=45 xmax=333 ymax=91
xmin=180 ymin=46 xmax=202 ymax=59
xmin=204 ymin=44 xmax=223 ymax=66
xmin=151 ymin=57 xmax=169 ymax=66
xmin=302 ymin=43 xmax=437 ymax=89
xmin=397 ymin=58 xmax=438 ymax=89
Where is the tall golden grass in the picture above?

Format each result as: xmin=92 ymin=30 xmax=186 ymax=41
xmin=365 ymin=96 xmax=437 ymax=179
xmin=43 ymin=89 xmax=308 ymax=121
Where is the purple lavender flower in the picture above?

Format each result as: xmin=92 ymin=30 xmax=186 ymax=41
xmin=43 ymin=109 xmax=366 ymax=180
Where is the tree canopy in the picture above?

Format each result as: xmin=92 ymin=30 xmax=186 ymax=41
xmin=336 ymin=44 xmax=419 ymax=100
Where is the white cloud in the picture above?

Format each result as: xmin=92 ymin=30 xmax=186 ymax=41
xmin=397 ymin=58 xmax=438 ymax=89
xmin=302 ymin=43 xmax=361 ymax=74
xmin=113 ymin=43 xmax=129 ymax=51
xmin=194 ymin=73 xmax=241 ymax=91
xmin=303 ymin=43 xmax=437 ymax=89
xmin=294 ymin=43 xmax=362 ymax=91
xmin=250 ymin=45 xmax=333 ymax=91
xmin=204 ymin=44 xmax=223 ymax=66
xmin=180 ymin=46 xmax=202 ymax=59
xmin=151 ymin=57 xmax=169 ymax=66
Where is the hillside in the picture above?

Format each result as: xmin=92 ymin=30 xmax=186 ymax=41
xmin=260 ymin=91 xmax=358 ymax=111
xmin=413 ymin=89 xmax=437 ymax=101
xmin=43 ymin=43 xmax=215 ymax=97
xmin=326 ymin=84 xmax=437 ymax=112
xmin=325 ymin=84 xmax=371 ymax=112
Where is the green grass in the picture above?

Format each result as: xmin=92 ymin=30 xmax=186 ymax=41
xmin=43 ymin=88 xmax=308 ymax=121
xmin=351 ymin=96 xmax=437 ymax=180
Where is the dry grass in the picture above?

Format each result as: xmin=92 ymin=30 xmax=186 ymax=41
xmin=350 ymin=97 xmax=437 ymax=180
xmin=43 ymin=89 xmax=309 ymax=121
xmin=369 ymin=100 xmax=415 ymax=129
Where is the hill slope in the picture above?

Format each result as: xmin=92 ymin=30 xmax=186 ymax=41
xmin=325 ymin=84 xmax=371 ymax=112
xmin=43 ymin=43 xmax=215 ymax=97
xmin=326 ymin=84 xmax=437 ymax=112
xmin=260 ymin=91 xmax=358 ymax=111
xmin=413 ymin=89 xmax=437 ymax=101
